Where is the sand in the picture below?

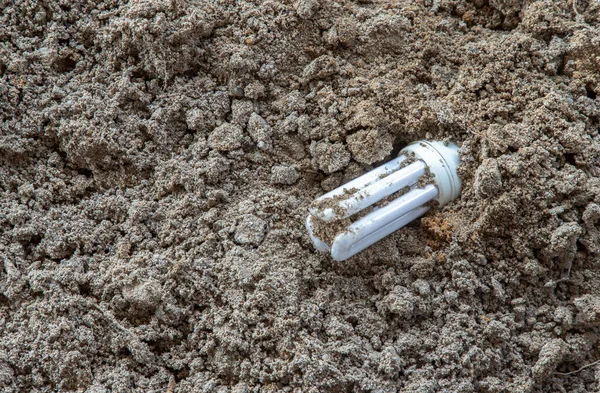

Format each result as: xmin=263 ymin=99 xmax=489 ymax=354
xmin=1 ymin=0 xmax=600 ymax=392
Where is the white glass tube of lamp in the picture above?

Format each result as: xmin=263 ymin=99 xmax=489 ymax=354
xmin=306 ymin=140 xmax=462 ymax=261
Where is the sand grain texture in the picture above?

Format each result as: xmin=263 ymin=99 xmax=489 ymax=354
xmin=2 ymin=0 xmax=600 ymax=392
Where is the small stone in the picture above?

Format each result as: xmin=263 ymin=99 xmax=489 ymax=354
xmin=208 ymin=123 xmax=244 ymax=151
xmin=234 ymin=215 xmax=267 ymax=245
xmin=270 ymin=165 xmax=299 ymax=185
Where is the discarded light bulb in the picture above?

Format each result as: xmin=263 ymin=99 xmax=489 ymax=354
xmin=306 ymin=140 xmax=461 ymax=261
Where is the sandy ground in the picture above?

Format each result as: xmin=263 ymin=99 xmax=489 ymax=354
xmin=2 ymin=0 xmax=600 ymax=392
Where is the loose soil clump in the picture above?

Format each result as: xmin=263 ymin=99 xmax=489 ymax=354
xmin=2 ymin=0 xmax=600 ymax=392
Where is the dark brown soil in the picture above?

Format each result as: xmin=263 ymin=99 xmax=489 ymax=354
xmin=2 ymin=0 xmax=600 ymax=392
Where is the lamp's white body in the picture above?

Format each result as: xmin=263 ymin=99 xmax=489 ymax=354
xmin=306 ymin=140 xmax=462 ymax=261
